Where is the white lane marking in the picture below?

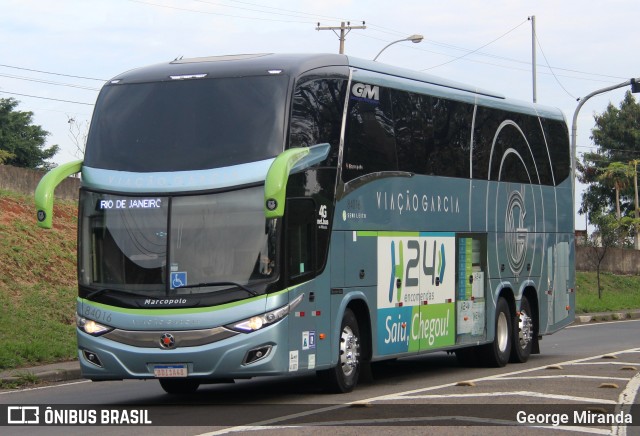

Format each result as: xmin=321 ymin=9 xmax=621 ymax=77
xmin=198 ymin=348 xmax=640 ymax=435
xmin=496 ymin=375 xmax=632 ymax=381
xmin=569 ymin=362 xmax=640 ymax=366
xmin=613 ymin=372 xmax=640 ymax=436
xmin=384 ymin=391 xmax=617 ymax=404
xmin=199 ymin=418 xmax=611 ymax=435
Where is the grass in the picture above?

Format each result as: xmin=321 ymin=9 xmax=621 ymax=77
xmin=0 ymin=189 xmax=77 ymax=370
xmin=0 ymin=372 xmax=40 ymax=389
xmin=0 ymin=189 xmax=639 ymax=372
xmin=575 ymin=271 xmax=640 ymax=313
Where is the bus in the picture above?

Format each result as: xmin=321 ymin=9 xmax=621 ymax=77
xmin=35 ymin=53 xmax=574 ymax=394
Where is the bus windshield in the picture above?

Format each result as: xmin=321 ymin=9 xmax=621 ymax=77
xmin=78 ymin=186 xmax=278 ymax=297
xmin=84 ymin=75 xmax=289 ymax=172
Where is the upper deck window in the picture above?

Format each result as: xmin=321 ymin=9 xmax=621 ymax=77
xmin=85 ymin=75 xmax=288 ymax=172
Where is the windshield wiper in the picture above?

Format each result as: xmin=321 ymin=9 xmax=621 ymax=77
xmin=85 ymin=288 xmax=161 ymax=302
xmin=175 ymin=281 xmax=259 ymax=297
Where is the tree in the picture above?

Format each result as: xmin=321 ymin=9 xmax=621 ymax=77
xmin=584 ymin=213 xmax=623 ymax=299
xmin=598 ymin=161 xmax=633 ymax=219
xmin=67 ymin=115 xmax=89 ymax=159
xmin=0 ymin=98 xmax=59 ymax=169
xmin=0 ymin=149 xmax=14 ymax=164
xmin=578 ymin=91 xmax=640 ymax=220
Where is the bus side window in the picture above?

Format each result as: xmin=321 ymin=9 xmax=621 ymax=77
xmin=285 ymin=198 xmax=317 ymax=285
xmin=342 ymin=85 xmax=397 ymax=182
xmin=393 ymin=90 xmax=429 ymax=174
xmin=289 ymin=78 xmax=347 ymax=167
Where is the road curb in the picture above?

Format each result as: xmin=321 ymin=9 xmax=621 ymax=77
xmin=0 ymin=364 xmax=81 ymax=386
xmin=573 ymin=309 xmax=640 ymax=324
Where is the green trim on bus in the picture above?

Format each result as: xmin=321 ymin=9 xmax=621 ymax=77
xmin=264 ymin=147 xmax=310 ymax=218
xmin=35 ymin=159 xmax=83 ymax=229
xmin=77 ymin=285 xmax=298 ymax=316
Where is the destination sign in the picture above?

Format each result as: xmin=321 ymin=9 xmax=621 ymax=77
xmin=97 ymin=198 xmax=163 ymax=210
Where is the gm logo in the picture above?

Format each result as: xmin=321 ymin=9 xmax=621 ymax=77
xmin=351 ymin=83 xmax=380 ymax=101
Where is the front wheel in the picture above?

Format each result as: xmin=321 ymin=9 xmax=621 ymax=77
xmin=481 ymin=297 xmax=512 ymax=367
xmin=318 ymin=308 xmax=361 ymax=393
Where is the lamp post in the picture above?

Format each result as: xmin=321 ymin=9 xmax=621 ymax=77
xmin=373 ymin=34 xmax=424 ymax=61
xmin=571 ymin=78 xmax=640 ymax=211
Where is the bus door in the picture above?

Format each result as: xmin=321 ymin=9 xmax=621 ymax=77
xmin=284 ymin=198 xmax=324 ymax=372
xmin=455 ymin=234 xmax=488 ymax=345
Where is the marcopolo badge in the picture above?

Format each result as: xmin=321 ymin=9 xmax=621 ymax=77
xmin=266 ymin=199 xmax=277 ymax=211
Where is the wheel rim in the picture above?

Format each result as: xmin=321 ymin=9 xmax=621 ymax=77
xmin=497 ymin=311 xmax=509 ymax=352
xmin=339 ymin=325 xmax=359 ymax=377
xmin=518 ymin=309 xmax=533 ymax=349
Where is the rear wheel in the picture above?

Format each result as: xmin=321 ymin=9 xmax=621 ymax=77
xmin=159 ymin=378 xmax=200 ymax=394
xmin=319 ymin=308 xmax=361 ymax=393
xmin=481 ymin=297 xmax=512 ymax=367
xmin=510 ymin=295 xmax=534 ymax=363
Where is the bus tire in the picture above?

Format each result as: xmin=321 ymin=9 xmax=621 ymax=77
xmin=482 ymin=297 xmax=512 ymax=367
xmin=159 ymin=378 xmax=200 ymax=394
xmin=510 ymin=295 xmax=534 ymax=363
xmin=319 ymin=308 xmax=361 ymax=393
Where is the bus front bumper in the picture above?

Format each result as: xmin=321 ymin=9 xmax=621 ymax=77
xmin=77 ymin=321 xmax=290 ymax=381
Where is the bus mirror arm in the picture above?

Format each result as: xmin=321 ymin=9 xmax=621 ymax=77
xmin=35 ymin=160 xmax=83 ymax=229
xmin=264 ymin=143 xmax=330 ymax=218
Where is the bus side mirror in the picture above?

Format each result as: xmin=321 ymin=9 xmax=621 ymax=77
xmin=35 ymin=160 xmax=83 ymax=229
xmin=264 ymin=143 xmax=329 ymax=219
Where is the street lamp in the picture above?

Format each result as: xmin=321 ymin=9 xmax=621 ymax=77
xmin=571 ymin=78 xmax=640 ymax=203
xmin=571 ymin=77 xmax=640 ymax=242
xmin=373 ymin=34 xmax=424 ymax=61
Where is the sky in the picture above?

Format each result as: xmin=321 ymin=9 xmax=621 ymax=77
xmin=1 ymin=0 xmax=639 ymax=230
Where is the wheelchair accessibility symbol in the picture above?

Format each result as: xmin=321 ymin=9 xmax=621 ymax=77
xmin=171 ymin=272 xmax=187 ymax=288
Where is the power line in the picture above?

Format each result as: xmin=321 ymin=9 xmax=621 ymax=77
xmin=127 ymin=0 xmax=316 ymax=23
xmin=534 ymin=31 xmax=577 ymax=100
xmin=361 ymin=22 xmax=627 ymax=83
xmin=421 ymin=19 xmax=530 ymax=71
xmin=127 ymin=0 xmax=626 ymax=86
xmin=221 ymin=0 xmax=348 ymax=22
xmin=0 ymin=63 xmax=106 ymax=82
xmin=0 ymin=73 xmax=101 ymax=91
xmin=0 ymin=91 xmax=94 ymax=106
xmin=189 ymin=0 xmax=348 ymax=22
xmin=353 ymin=32 xmax=618 ymax=85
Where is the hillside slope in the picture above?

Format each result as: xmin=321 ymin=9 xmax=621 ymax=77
xmin=0 ymin=189 xmax=78 ymax=369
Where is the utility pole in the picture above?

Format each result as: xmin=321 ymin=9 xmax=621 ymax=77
xmin=632 ymin=159 xmax=640 ymax=250
xmin=530 ymin=15 xmax=537 ymax=103
xmin=316 ymin=21 xmax=366 ymax=54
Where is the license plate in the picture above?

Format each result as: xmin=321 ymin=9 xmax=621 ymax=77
xmin=153 ymin=364 xmax=188 ymax=378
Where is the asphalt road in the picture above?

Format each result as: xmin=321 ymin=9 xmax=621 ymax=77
xmin=1 ymin=319 xmax=639 ymax=436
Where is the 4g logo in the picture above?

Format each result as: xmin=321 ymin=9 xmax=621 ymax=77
xmin=317 ymin=204 xmax=329 ymax=229
xmin=387 ymin=238 xmax=447 ymax=304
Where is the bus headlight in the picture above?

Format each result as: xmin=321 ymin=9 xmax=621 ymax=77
xmin=76 ymin=313 xmax=113 ymax=336
xmin=227 ymin=294 xmax=303 ymax=333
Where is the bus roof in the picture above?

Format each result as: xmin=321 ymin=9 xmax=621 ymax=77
xmin=107 ymin=53 xmax=565 ymax=121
